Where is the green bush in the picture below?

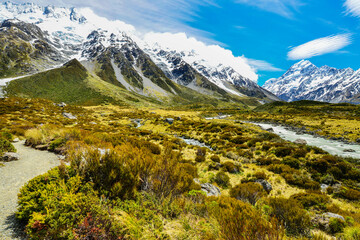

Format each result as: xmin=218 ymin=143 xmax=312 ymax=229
xmin=336 ymin=187 xmax=360 ymax=201
xmin=329 ymin=217 xmax=346 ymax=234
xmin=195 ymin=155 xmax=206 ymax=162
xmin=0 ymin=137 xmax=16 ymax=154
xmin=210 ymin=196 xmax=284 ymax=240
xmin=48 ymin=138 xmax=66 ymax=151
xmin=210 ymin=155 xmax=220 ymax=163
xmin=17 ymin=168 xmax=120 ymax=239
xmin=269 ymin=197 xmax=311 ymax=236
xmin=1 ymin=131 xmax=13 ymax=141
xmin=292 ymin=148 xmax=307 ymax=158
xmin=213 ymin=171 xmax=231 ymax=189
xmin=230 ymin=182 xmax=266 ymax=205
xmin=222 ymin=161 xmax=241 ymax=174
xmin=290 ymin=192 xmax=330 ymax=210
xmin=253 ymin=171 xmax=268 ymax=180
xmin=282 ymin=156 xmax=300 ymax=169
xmin=274 ymin=147 xmax=293 ymax=157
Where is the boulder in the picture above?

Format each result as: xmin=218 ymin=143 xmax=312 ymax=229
xmin=165 ymin=118 xmax=174 ymax=124
xmin=1 ymin=152 xmax=20 ymax=162
xmin=201 ymin=183 xmax=221 ymax=197
xmin=294 ymin=139 xmax=307 ymax=145
xmin=343 ymin=149 xmax=355 ymax=153
xmin=56 ymin=102 xmax=67 ymax=107
xmin=266 ymin=128 xmax=274 ymax=132
xmin=35 ymin=145 xmax=48 ymax=151
xmin=12 ymin=138 xmax=19 ymax=143
xmin=312 ymin=212 xmax=345 ymax=232
xmin=62 ymin=112 xmax=77 ymax=119
xmin=324 ymin=212 xmax=345 ymax=222
xmin=320 ymin=184 xmax=329 ymax=193
xmin=356 ymin=138 xmax=360 ymax=144
xmin=255 ymin=179 xmax=273 ymax=192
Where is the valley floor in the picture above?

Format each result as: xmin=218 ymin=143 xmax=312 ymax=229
xmin=0 ymin=97 xmax=359 ymax=239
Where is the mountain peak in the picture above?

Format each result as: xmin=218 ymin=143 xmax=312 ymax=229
xmin=263 ymin=61 xmax=360 ymax=104
xmin=290 ymin=60 xmax=316 ymax=70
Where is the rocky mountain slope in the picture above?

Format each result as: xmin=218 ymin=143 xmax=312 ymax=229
xmin=0 ymin=1 xmax=279 ymax=105
xmin=263 ymin=60 xmax=360 ymax=104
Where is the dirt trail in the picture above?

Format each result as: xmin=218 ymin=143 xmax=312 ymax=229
xmin=0 ymin=141 xmax=60 ymax=240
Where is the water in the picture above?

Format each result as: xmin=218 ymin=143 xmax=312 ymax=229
xmin=254 ymin=122 xmax=360 ymax=159
xmin=179 ymin=137 xmax=213 ymax=150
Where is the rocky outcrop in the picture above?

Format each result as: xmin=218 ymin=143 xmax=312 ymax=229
xmin=312 ymin=212 xmax=345 ymax=232
xmin=62 ymin=112 xmax=77 ymax=119
xmin=1 ymin=152 xmax=20 ymax=162
xmin=294 ymin=139 xmax=307 ymax=145
xmin=201 ymin=183 xmax=221 ymax=197
xmin=255 ymin=179 xmax=272 ymax=193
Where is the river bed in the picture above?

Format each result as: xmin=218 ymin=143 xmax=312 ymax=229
xmin=254 ymin=122 xmax=360 ymax=159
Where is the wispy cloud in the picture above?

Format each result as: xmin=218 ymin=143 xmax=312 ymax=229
xmin=247 ymin=59 xmax=283 ymax=72
xmin=344 ymin=0 xmax=360 ymax=17
xmin=234 ymin=0 xmax=304 ymax=18
xmin=11 ymin=0 xmax=281 ymax=79
xmin=13 ymin=0 xmax=219 ymax=43
xmin=287 ymin=33 xmax=353 ymax=60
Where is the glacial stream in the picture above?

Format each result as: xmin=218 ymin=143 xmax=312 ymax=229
xmin=255 ymin=122 xmax=360 ymax=159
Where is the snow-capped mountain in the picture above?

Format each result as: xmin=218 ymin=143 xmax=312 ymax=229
xmin=263 ymin=60 xmax=360 ymax=103
xmin=0 ymin=1 xmax=278 ymax=102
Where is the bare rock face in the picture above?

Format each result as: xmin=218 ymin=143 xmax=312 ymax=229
xmin=35 ymin=145 xmax=49 ymax=151
xmin=201 ymin=183 xmax=221 ymax=197
xmin=1 ymin=152 xmax=20 ymax=162
xmin=255 ymin=179 xmax=273 ymax=193
xmin=62 ymin=112 xmax=77 ymax=119
xmin=312 ymin=212 xmax=345 ymax=232
xmin=294 ymin=139 xmax=307 ymax=145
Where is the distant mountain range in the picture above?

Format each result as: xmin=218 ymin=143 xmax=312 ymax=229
xmin=264 ymin=60 xmax=360 ymax=104
xmin=0 ymin=2 xmax=279 ymax=107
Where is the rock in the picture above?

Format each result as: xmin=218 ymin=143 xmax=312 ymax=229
xmin=201 ymin=183 xmax=221 ymax=197
xmin=62 ymin=112 xmax=77 ymax=119
xmin=343 ymin=149 xmax=355 ymax=153
xmin=294 ymin=139 xmax=307 ymax=145
xmin=1 ymin=152 xmax=20 ymax=162
xmin=165 ymin=118 xmax=174 ymax=124
xmin=320 ymin=184 xmax=329 ymax=193
xmin=266 ymin=128 xmax=274 ymax=132
xmin=312 ymin=212 xmax=345 ymax=232
xmin=324 ymin=212 xmax=345 ymax=222
xmin=25 ymin=139 xmax=32 ymax=146
xmin=255 ymin=179 xmax=273 ymax=192
xmin=12 ymin=138 xmax=19 ymax=143
xmin=56 ymin=102 xmax=67 ymax=107
xmin=356 ymin=138 xmax=360 ymax=144
xmin=35 ymin=145 xmax=48 ymax=151
xmin=208 ymin=162 xmax=223 ymax=171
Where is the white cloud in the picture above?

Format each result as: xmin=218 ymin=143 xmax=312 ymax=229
xmin=8 ymin=0 xmax=281 ymax=81
xmin=235 ymin=0 xmax=304 ymax=18
xmin=247 ymin=59 xmax=284 ymax=72
xmin=12 ymin=0 xmax=218 ymax=42
xmin=287 ymin=34 xmax=352 ymax=60
xmin=344 ymin=0 xmax=360 ymax=17
xmin=143 ymin=32 xmax=272 ymax=81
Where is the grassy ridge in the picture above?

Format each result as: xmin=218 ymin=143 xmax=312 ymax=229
xmin=4 ymin=59 xmax=261 ymax=109
xmin=4 ymin=59 xmax=114 ymax=105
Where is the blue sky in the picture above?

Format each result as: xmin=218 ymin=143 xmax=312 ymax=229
xmin=182 ymin=0 xmax=360 ymax=85
xmin=11 ymin=0 xmax=360 ymax=85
